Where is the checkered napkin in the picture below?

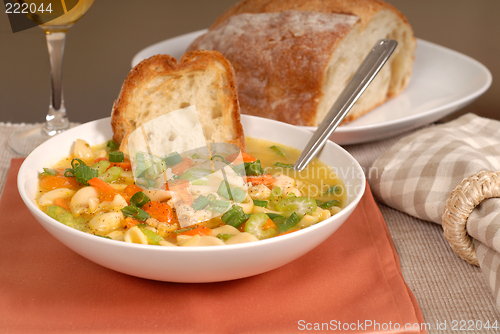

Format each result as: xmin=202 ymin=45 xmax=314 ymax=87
xmin=368 ymin=113 xmax=500 ymax=310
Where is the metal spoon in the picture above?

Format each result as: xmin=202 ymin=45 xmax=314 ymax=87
xmin=294 ymin=39 xmax=398 ymax=171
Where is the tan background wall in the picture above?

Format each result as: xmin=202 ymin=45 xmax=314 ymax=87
xmin=1 ymin=0 xmax=499 ymax=125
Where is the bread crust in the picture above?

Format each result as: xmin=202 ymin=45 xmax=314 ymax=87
xmin=111 ymin=50 xmax=245 ymax=152
xmin=210 ymin=0 xmax=409 ymax=31
xmin=189 ymin=0 xmax=416 ymax=126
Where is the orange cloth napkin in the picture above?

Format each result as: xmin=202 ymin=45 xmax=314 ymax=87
xmin=1 ymin=158 xmax=425 ymax=333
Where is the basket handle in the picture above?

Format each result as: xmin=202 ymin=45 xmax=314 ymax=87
xmin=442 ymin=171 xmax=500 ymax=266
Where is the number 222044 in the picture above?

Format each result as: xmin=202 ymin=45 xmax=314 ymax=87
xmin=5 ymin=2 xmax=53 ymax=14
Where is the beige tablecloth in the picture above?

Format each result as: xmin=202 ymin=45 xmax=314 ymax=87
xmin=1 ymin=122 xmax=499 ymax=332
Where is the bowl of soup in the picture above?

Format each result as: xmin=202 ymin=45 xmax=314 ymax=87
xmin=18 ymin=115 xmax=365 ymax=282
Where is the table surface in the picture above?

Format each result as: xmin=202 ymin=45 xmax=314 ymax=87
xmin=2 ymin=0 xmax=500 ymax=330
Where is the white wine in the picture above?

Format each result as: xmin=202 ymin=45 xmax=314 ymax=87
xmin=19 ymin=0 xmax=95 ymax=32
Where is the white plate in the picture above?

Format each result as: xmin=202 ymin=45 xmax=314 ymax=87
xmin=132 ymin=29 xmax=492 ymax=145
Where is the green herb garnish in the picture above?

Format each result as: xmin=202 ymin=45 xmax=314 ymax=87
xmin=64 ymin=158 xmax=98 ymax=185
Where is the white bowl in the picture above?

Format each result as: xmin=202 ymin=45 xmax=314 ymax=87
xmin=18 ymin=116 xmax=365 ymax=282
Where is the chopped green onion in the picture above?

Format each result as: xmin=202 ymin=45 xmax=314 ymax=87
xmin=39 ymin=168 xmax=57 ymax=177
xmin=64 ymin=158 xmax=98 ymax=185
xmin=270 ymin=145 xmax=285 ymax=157
xmin=208 ymin=199 xmax=231 ymax=213
xmin=217 ymin=181 xmax=246 ymax=203
xmin=211 ymin=155 xmax=229 ymax=165
xmin=318 ymin=200 xmax=341 ymax=209
xmin=192 ymin=195 xmax=211 ymax=211
xmin=163 ymin=152 xmax=183 ymax=167
xmin=266 ymin=213 xmax=285 ymax=221
xmin=276 ymin=212 xmax=300 ymax=233
xmin=273 ymin=162 xmax=294 ymax=169
xmin=253 ymin=199 xmax=268 ymax=207
xmin=323 ymin=185 xmax=343 ymax=196
xmin=174 ymin=225 xmax=198 ymax=234
xmin=107 ymin=140 xmax=119 ymax=152
xmin=130 ymin=191 xmax=150 ymax=207
xmin=109 ymin=151 xmax=125 ymax=163
xmin=244 ymin=160 xmax=264 ymax=176
xmin=121 ymin=205 xmax=150 ymax=221
xmin=191 ymin=153 xmax=201 ymax=159
xmin=221 ymin=205 xmax=249 ymax=228
xmin=217 ymin=233 xmax=233 ymax=241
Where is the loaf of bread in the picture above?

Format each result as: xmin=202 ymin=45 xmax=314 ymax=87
xmin=188 ymin=0 xmax=416 ymax=126
xmin=111 ymin=50 xmax=245 ymax=153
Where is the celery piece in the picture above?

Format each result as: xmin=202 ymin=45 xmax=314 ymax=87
xmin=244 ymin=213 xmax=278 ymax=240
xmin=101 ymin=166 xmax=123 ymax=183
xmin=275 ymin=197 xmax=317 ymax=217
xmin=208 ymin=199 xmax=231 ymax=214
xmin=46 ymin=205 xmax=86 ymax=231
xmin=92 ymin=160 xmax=111 ymax=176
xmin=137 ymin=225 xmax=164 ymax=245
xmin=163 ymin=152 xmax=183 ymax=167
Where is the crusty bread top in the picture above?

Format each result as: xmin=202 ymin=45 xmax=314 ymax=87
xmin=190 ymin=11 xmax=359 ymax=126
xmin=111 ymin=50 xmax=245 ymax=153
xmin=210 ymin=0 xmax=409 ymax=31
xmin=189 ymin=0 xmax=416 ymax=126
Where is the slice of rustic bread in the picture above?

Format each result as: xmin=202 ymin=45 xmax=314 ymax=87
xmin=111 ymin=50 xmax=245 ymax=153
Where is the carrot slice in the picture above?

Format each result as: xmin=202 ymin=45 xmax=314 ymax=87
xmin=123 ymin=217 xmax=140 ymax=229
xmin=93 ymin=157 xmax=132 ymax=171
xmin=142 ymin=201 xmax=176 ymax=224
xmin=177 ymin=225 xmax=212 ymax=237
xmin=226 ymin=152 xmax=256 ymax=163
xmin=39 ymin=175 xmax=80 ymax=190
xmin=169 ymin=179 xmax=192 ymax=205
xmin=244 ymin=174 xmax=275 ymax=187
xmin=88 ymin=177 xmax=117 ymax=201
xmin=262 ymin=218 xmax=277 ymax=231
xmin=170 ymin=158 xmax=193 ymax=176
xmin=53 ymin=197 xmax=71 ymax=211
xmin=121 ymin=184 xmax=143 ymax=204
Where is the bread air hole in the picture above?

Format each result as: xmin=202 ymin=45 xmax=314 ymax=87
xmin=212 ymin=105 xmax=222 ymax=119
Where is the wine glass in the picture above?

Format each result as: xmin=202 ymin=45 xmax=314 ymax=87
xmin=8 ymin=0 xmax=95 ymax=156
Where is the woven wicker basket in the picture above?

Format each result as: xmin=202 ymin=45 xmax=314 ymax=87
xmin=442 ymin=171 xmax=500 ymax=266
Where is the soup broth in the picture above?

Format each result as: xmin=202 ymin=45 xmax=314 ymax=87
xmin=36 ymin=137 xmax=346 ymax=247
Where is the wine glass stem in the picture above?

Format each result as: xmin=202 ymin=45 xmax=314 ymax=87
xmin=44 ymin=31 xmax=69 ymax=136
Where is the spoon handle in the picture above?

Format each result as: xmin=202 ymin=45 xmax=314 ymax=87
xmin=294 ymin=39 xmax=398 ymax=171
